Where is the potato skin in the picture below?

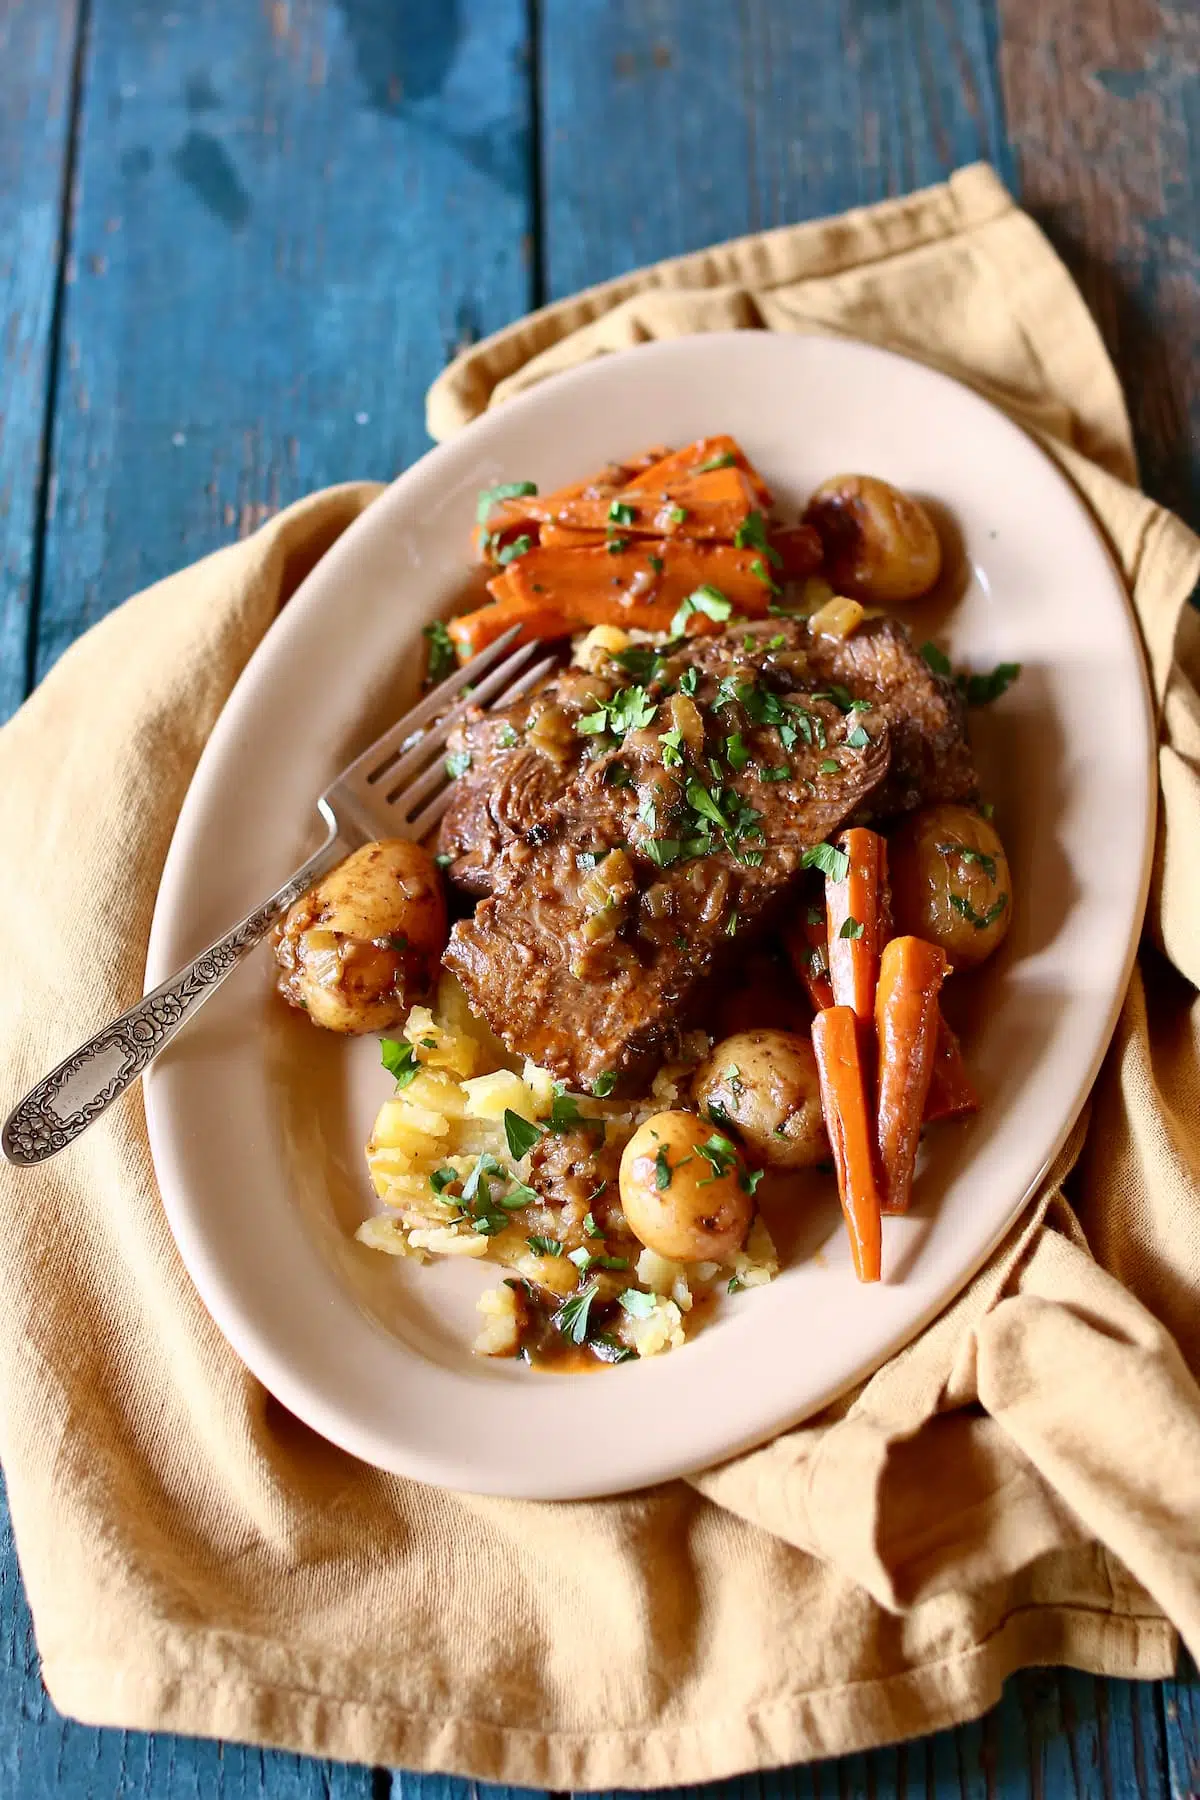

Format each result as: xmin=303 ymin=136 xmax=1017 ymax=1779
xmin=274 ymin=839 xmax=448 ymax=1032
xmin=888 ymin=805 xmax=1012 ymax=970
xmin=618 ymin=1111 xmax=753 ymax=1262
xmin=692 ymin=1030 xmax=827 ymax=1170
xmin=804 ymin=474 xmax=941 ymax=603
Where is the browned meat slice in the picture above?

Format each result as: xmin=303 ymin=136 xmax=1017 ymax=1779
xmin=437 ymin=665 xmax=619 ymax=894
xmin=804 ymin=618 xmax=977 ymax=817
xmin=444 ymin=623 xmax=891 ymax=1089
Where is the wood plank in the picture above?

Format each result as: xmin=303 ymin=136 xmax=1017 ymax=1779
xmin=996 ymin=0 xmax=1200 ymax=526
xmin=1162 ymin=1650 xmax=1200 ymax=1800
xmin=538 ymin=0 xmax=1014 ymax=301
xmin=33 ymin=0 xmax=534 ymax=684
xmin=0 ymin=0 xmax=80 ymax=722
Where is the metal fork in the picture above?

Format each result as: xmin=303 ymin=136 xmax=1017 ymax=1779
xmin=3 ymin=626 xmax=556 ymax=1167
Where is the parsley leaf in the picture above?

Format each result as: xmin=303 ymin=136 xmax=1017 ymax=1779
xmin=611 ymin=645 xmax=666 ymax=683
xmin=644 ymin=838 xmax=682 ymax=868
xmin=677 ymin=666 xmax=699 ymax=694
xmin=606 ymin=535 xmax=629 ymax=554
xmin=920 ymin=641 xmax=953 ymax=676
xmin=649 ymin=553 xmax=665 ymax=574
xmin=445 ymin=750 xmax=472 ymax=779
xmin=839 ymin=917 xmax=865 ymax=940
xmin=550 ymin=1087 xmax=586 ymax=1131
xmin=592 ymin=1334 xmax=636 ymax=1363
xmin=845 ymin=724 xmax=871 ymax=749
xmin=949 ymin=892 xmax=1010 ymax=929
xmin=694 ymin=450 xmax=736 ymax=472
xmin=554 ymin=1281 xmax=599 ymax=1345
xmin=724 ymin=733 xmax=750 ymax=770
xmin=496 ymin=533 xmax=533 ymax=565
xmin=583 ymin=1211 xmax=604 ymax=1238
xmin=802 ymin=842 xmax=850 ymax=882
xmin=476 ymin=479 xmax=537 ymax=524
xmin=422 ymin=620 xmax=456 ymax=685
xmin=750 ymin=556 xmax=781 ymax=595
xmin=666 ymin=504 xmax=688 ymax=525
xmin=655 ymin=1147 xmax=672 ymax=1190
xmin=592 ymin=1071 xmax=617 ymax=1098
xmin=429 ymin=1167 xmax=458 ymax=1195
xmin=608 ymin=500 xmax=637 ymax=527
xmin=503 ymin=1110 xmax=545 ymax=1160
xmin=685 ymin=779 xmax=729 ymax=831
xmin=670 ymin=583 xmax=733 ymax=637
xmin=820 ymin=757 xmax=840 ymax=774
xmin=659 ymin=726 xmax=685 ymax=770
xmin=527 ymin=1235 xmax=562 ymax=1257
xmin=380 ymin=1039 xmax=420 ymax=1088
xmin=758 ymin=765 xmax=790 ymax=782
xmin=619 ymin=1288 xmax=657 ymax=1318
xmin=733 ymin=510 xmax=783 ymax=567
xmin=960 ymin=662 xmax=1022 ymax=706
xmin=937 ymin=842 xmax=997 ymax=879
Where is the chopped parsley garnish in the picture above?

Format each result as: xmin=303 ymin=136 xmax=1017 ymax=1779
xmin=608 ymin=500 xmax=637 ymax=527
xmin=949 ymin=892 xmax=1009 ymax=929
xmin=758 ymin=765 xmax=790 ymax=782
xmin=591 ymin=1334 xmax=636 ymax=1363
xmin=592 ymin=1071 xmax=617 ymax=1098
xmin=802 ymin=842 xmax=850 ymax=882
xmin=579 ymin=685 xmax=657 ymax=741
xmin=920 ymin=641 xmax=953 ymax=676
xmin=727 ymin=1276 xmax=744 ymax=1294
xmin=677 ymin=667 xmax=699 ymax=695
xmin=960 ymin=662 xmax=1022 ymax=706
xmin=742 ymin=1167 xmax=765 ymax=1196
xmin=659 ymin=726 xmax=685 ymax=770
xmin=733 ymin=510 xmax=783 ymax=566
xmin=685 ymin=780 xmax=729 ymax=831
xmin=476 ymin=479 xmax=537 ymax=524
xmin=839 ymin=916 xmax=865 ymax=940
xmin=666 ymin=504 xmax=688 ymax=525
xmin=980 ymin=801 xmax=995 ymax=820
xmin=845 ymin=724 xmax=871 ymax=749
xmin=422 ymin=620 xmax=456 ymax=685
xmin=606 ymin=536 xmax=629 ymax=554
xmin=724 ymin=733 xmax=750 ymax=770
xmin=670 ymin=583 xmax=733 ymax=636
xmin=569 ymin=1247 xmax=630 ymax=1273
xmin=496 ymin=533 xmax=533 ymax=565
xmin=503 ymin=1181 xmax=539 ymax=1209
xmin=555 ymin=1281 xmax=599 ymax=1345
xmin=938 ymin=842 xmax=997 ymax=879
xmin=811 ymin=683 xmax=857 ymax=712
xmin=612 ymin=645 xmax=667 ymax=683
xmin=462 ymin=1151 xmax=504 ymax=1204
xmin=696 ymin=1132 xmax=739 ymax=1181
xmin=619 ymin=1288 xmax=657 ymax=1318
xmin=498 ymin=724 xmax=520 ymax=749
xmin=724 ymin=909 xmax=739 ymax=936
xmin=503 ymin=1109 xmax=544 ymax=1160
xmin=649 ymin=553 xmax=665 ymax=574
xmin=387 ymin=932 xmax=410 ymax=952
xmin=806 ymin=904 xmax=824 ymax=926
xmin=583 ymin=1211 xmax=604 ymax=1238
xmin=527 ymin=1235 xmax=562 ymax=1257
xmin=750 ymin=556 xmax=781 ymax=594
xmin=695 ymin=450 xmax=736 ymax=472
xmin=429 ymin=1167 xmax=457 ymax=1195
xmin=380 ymin=1038 xmax=420 ymax=1088
xmin=655 ymin=1148 xmax=672 ymax=1190
xmin=445 ymin=750 xmax=472 ymax=778
xmin=550 ymin=1086 xmax=588 ymax=1131
xmin=820 ymin=758 xmax=840 ymax=774
xmin=604 ymin=763 xmax=633 ymax=787
xmin=644 ymin=838 xmax=682 ymax=868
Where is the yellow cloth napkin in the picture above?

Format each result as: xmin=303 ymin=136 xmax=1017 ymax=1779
xmin=2 ymin=163 xmax=1200 ymax=1788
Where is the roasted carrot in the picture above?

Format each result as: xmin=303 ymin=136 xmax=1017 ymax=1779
xmin=472 ymin=453 xmax=673 ymax=561
xmin=630 ymin=437 xmax=773 ymax=509
xmin=923 ymin=1012 xmax=979 ymax=1123
xmin=875 ymin=937 xmax=949 ymax=1214
xmin=537 ymin=523 xmax=610 ymax=549
xmin=551 ymin=464 xmax=759 ymax=541
xmin=447 ymin=583 xmax=572 ymax=659
xmin=825 ymin=829 xmax=889 ymax=1025
xmin=782 ymin=905 xmax=835 ymax=1012
xmin=496 ymin=539 xmax=783 ymax=625
xmin=811 ymin=1006 xmax=883 ymax=1283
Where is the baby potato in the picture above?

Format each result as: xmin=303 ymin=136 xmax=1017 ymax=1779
xmin=889 ymin=804 xmax=1012 ymax=971
xmin=274 ymin=839 xmax=448 ymax=1033
xmin=803 ymin=474 xmax=942 ymax=603
xmin=619 ymin=1111 xmax=754 ymax=1263
xmin=692 ymin=1030 xmax=827 ymax=1170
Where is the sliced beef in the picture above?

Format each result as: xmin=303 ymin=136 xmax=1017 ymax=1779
xmin=436 ymin=665 xmax=617 ymax=894
xmin=803 ymin=617 xmax=977 ymax=817
xmin=444 ymin=623 xmax=891 ymax=1089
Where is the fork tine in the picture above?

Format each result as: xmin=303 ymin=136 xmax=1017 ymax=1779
xmin=406 ymin=785 xmax=462 ymax=840
xmin=367 ymin=638 xmax=547 ymax=794
xmin=388 ymin=651 xmax=563 ymax=814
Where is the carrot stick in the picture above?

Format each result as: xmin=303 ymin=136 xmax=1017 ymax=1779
xmin=537 ymin=523 xmax=610 ymax=549
xmin=447 ymin=585 xmax=572 ymax=659
xmin=630 ymin=437 xmax=773 ymax=509
xmin=825 ymin=829 xmax=889 ymax=1025
xmin=923 ymin=1013 xmax=979 ymax=1123
xmin=811 ymin=1006 xmax=883 ymax=1282
xmin=782 ymin=904 xmax=835 ymax=1012
xmin=551 ymin=465 xmax=758 ymax=541
xmin=498 ymin=539 xmax=783 ymax=624
xmin=875 ymin=937 xmax=949 ymax=1214
xmin=472 ymin=454 xmax=674 ymax=561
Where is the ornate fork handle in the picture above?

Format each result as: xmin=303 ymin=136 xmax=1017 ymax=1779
xmin=3 ymin=831 xmax=344 ymax=1167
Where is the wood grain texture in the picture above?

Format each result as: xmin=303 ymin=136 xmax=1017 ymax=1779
xmin=537 ymin=0 xmax=1014 ymax=300
xmin=33 ymin=0 xmax=534 ymax=684
xmin=997 ymin=0 xmax=1200 ymax=527
xmin=0 ymin=0 xmax=81 ymax=722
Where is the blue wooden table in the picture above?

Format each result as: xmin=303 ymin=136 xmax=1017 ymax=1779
xmin=2 ymin=1 xmax=1198 ymax=1794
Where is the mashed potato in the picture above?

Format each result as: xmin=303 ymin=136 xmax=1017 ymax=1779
xmin=359 ymin=972 xmax=777 ymax=1360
